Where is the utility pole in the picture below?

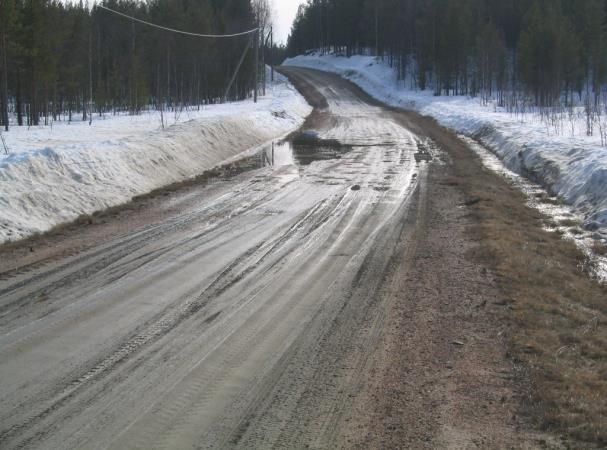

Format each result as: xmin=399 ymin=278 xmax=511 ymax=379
xmin=375 ymin=0 xmax=379 ymax=57
xmin=1 ymin=31 xmax=9 ymax=131
xmin=224 ymin=37 xmax=252 ymax=102
xmin=88 ymin=31 xmax=93 ymax=125
xmin=270 ymin=26 xmax=274 ymax=82
xmin=254 ymin=29 xmax=259 ymax=103
xmin=262 ymin=28 xmax=273 ymax=95
xmin=262 ymin=28 xmax=266 ymax=96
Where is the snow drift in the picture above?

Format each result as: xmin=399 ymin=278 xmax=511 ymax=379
xmin=284 ymin=53 xmax=607 ymax=233
xmin=0 ymin=72 xmax=311 ymax=243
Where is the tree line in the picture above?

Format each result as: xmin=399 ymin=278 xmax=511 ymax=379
xmin=0 ymin=0 xmax=274 ymax=130
xmin=287 ymin=0 xmax=607 ymax=118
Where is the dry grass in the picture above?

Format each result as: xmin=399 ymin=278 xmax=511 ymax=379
xmin=470 ymin=195 xmax=607 ymax=445
xmin=396 ymin=111 xmax=607 ymax=447
xmin=558 ymin=218 xmax=579 ymax=228
xmin=458 ymin=142 xmax=607 ymax=446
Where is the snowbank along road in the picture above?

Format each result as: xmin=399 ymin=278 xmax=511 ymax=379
xmin=0 ymin=68 xmax=442 ymax=449
xmin=0 ymin=70 xmax=310 ymax=243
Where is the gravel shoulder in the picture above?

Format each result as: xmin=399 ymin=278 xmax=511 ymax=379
xmin=393 ymin=106 xmax=607 ymax=448
xmin=336 ymin=116 xmax=538 ymax=449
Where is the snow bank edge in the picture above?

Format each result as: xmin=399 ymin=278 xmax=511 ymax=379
xmin=0 ymin=80 xmax=312 ymax=243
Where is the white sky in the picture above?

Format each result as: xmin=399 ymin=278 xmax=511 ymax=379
xmin=272 ymin=0 xmax=305 ymax=45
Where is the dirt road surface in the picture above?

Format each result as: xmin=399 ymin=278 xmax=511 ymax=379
xmin=0 ymin=68 xmax=539 ymax=449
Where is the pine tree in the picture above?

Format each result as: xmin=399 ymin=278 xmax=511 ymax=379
xmin=518 ymin=1 xmax=582 ymax=107
xmin=0 ymin=0 xmax=16 ymax=130
xmin=286 ymin=0 xmax=604 ymax=114
xmin=476 ymin=21 xmax=506 ymax=104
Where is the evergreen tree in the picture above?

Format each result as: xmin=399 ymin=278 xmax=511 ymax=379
xmin=518 ymin=2 xmax=582 ymax=106
xmin=1 ymin=0 xmax=263 ymax=126
xmin=287 ymin=0 xmax=602 ymax=113
xmin=0 ymin=0 xmax=17 ymax=130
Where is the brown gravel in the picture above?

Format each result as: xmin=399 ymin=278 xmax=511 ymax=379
xmin=337 ymin=119 xmax=543 ymax=448
xmin=335 ymin=103 xmax=607 ymax=448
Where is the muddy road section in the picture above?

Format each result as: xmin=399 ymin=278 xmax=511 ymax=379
xmin=0 ymin=67 xmax=543 ymax=448
xmin=1 ymin=66 xmax=426 ymax=449
xmin=281 ymin=67 xmax=548 ymax=448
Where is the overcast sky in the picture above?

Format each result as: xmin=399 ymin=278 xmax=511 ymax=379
xmin=272 ymin=0 xmax=304 ymax=45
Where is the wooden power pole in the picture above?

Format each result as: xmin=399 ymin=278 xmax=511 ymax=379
xmin=254 ymin=29 xmax=259 ymax=103
xmin=89 ymin=31 xmax=93 ymax=125
xmin=1 ymin=31 xmax=9 ymax=131
xmin=375 ymin=0 xmax=379 ymax=57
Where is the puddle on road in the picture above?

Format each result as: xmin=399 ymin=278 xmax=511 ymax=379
xmin=258 ymin=132 xmax=352 ymax=168
xmin=207 ymin=131 xmax=353 ymax=186
xmin=262 ymin=141 xmax=295 ymax=166
xmin=207 ymin=131 xmax=353 ymax=182
xmin=290 ymin=132 xmax=352 ymax=165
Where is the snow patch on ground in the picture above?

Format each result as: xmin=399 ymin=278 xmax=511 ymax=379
xmin=284 ymin=53 xmax=607 ymax=234
xmin=0 ymin=71 xmax=311 ymax=243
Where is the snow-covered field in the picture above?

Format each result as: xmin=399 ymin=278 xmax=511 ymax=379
xmin=284 ymin=53 xmax=607 ymax=234
xmin=0 ymin=71 xmax=311 ymax=243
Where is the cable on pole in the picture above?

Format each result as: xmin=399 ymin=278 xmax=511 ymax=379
xmin=97 ymin=5 xmax=259 ymax=38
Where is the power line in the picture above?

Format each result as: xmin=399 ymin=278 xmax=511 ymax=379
xmin=97 ymin=5 xmax=259 ymax=38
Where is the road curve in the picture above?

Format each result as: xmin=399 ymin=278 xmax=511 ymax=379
xmin=0 ymin=68 xmax=434 ymax=449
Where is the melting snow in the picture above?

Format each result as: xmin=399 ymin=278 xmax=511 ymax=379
xmin=0 ymin=70 xmax=311 ymax=243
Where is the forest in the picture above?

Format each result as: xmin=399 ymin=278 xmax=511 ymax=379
xmin=287 ymin=0 xmax=607 ymax=125
xmin=0 ymin=0 xmax=275 ymax=129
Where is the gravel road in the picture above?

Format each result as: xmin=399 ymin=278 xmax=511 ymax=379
xmin=0 ymin=66 xmax=438 ymax=449
xmin=0 ymin=67 xmax=540 ymax=449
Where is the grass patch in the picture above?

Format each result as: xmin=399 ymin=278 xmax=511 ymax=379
xmin=402 ymin=112 xmax=607 ymax=447
xmin=569 ymin=227 xmax=584 ymax=236
xmin=559 ymin=218 xmax=579 ymax=228
xmin=464 ymin=152 xmax=607 ymax=446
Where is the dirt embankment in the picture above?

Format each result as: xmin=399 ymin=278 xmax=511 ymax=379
xmin=282 ymin=67 xmax=607 ymax=449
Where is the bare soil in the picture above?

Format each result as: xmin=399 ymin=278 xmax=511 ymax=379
xmin=406 ymin=111 xmax=607 ymax=448
xmin=283 ymin=67 xmax=607 ymax=448
xmin=337 ymin=140 xmax=533 ymax=449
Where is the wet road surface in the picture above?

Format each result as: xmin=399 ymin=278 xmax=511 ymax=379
xmin=0 ymin=68 xmax=436 ymax=449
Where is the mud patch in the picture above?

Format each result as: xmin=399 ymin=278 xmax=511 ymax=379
xmin=414 ymin=152 xmax=433 ymax=163
xmin=289 ymin=131 xmax=353 ymax=165
xmin=414 ymin=139 xmax=434 ymax=163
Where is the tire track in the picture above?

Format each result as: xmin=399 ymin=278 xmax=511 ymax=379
xmin=0 ymin=190 xmax=348 ymax=449
xmin=1 ymin=66 xmax=431 ymax=450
